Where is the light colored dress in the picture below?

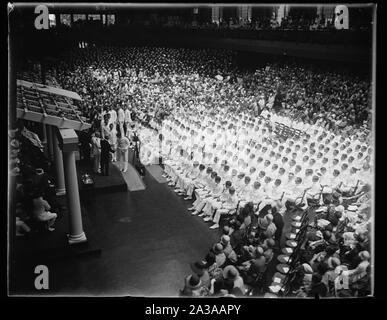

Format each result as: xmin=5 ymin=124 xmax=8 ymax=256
xmin=117 ymin=136 xmax=130 ymax=171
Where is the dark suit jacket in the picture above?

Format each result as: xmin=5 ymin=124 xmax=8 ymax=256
xmin=100 ymin=139 xmax=115 ymax=161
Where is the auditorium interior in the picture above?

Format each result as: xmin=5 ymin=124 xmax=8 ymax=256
xmin=8 ymin=4 xmax=375 ymax=297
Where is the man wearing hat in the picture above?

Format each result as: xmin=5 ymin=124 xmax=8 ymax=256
xmin=220 ymin=235 xmax=238 ymax=264
xmin=100 ymin=132 xmax=115 ymax=176
xmin=190 ymin=261 xmax=211 ymax=289
xmin=346 ymin=251 xmax=370 ymax=286
xmin=223 ymin=265 xmax=245 ymax=290
xmin=181 ymin=274 xmax=210 ymax=297
xmin=91 ymin=132 xmax=102 ymax=174
xmin=242 ymin=253 xmax=267 ymax=289
xmin=212 ymin=243 xmax=227 ymax=267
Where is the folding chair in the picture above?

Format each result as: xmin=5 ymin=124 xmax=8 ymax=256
xmin=283 ymin=213 xmax=309 ymax=256
xmin=288 ymin=188 xmax=309 ymax=213
xmin=278 ymin=266 xmax=302 ymax=296
xmin=245 ymin=265 xmax=269 ymax=296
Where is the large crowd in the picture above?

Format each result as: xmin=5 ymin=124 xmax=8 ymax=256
xmin=14 ymin=45 xmax=373 ymax=297
xmin=160 ymin=109 xmax=371 ymax=297
xmin=52 ymin=47 xmax=371 ymax=133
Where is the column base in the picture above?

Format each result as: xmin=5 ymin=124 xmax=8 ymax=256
xmin=56 ymin=188 xmax=66 ymax=196
xmin=67 ymin=232 xmax=87 ymax=245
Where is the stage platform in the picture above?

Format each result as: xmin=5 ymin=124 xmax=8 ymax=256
xmin=76 ymin=161 xmax=127 ymax=196
xmin=113 ymin=161 xmax=146 ymax=192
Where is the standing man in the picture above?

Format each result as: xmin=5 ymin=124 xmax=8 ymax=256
xmin=124 ymin=105 xmax=132 ymax=136
xmin=91 ymin=132 xmax=101 ymax=174
xmin=117 ymin=103 xmax=125 ymax=137
xmin=100 ymin=133 xmax=115 ymax=176
xmin=108 ymin=123 xmax=118 ymax=162
xmin=79 ymin=130 xmax=91 ymax=165
xmin=272 ymin=207 xmax=284 ymax=247
xmin=109 ymin=106 xmax=117 ymax=127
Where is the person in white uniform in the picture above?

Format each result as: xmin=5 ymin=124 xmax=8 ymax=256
xmin=108 ymin=106 xmax=117 ymax=126
xmin=117 ymin=104 xmax=125 ymax=136
xmin=117 ymin=130 xmax=130 ymax=172
xmin=108 ymin=123 xmax=118 ymax=162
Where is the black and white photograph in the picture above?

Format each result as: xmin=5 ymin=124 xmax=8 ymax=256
xmin=7 ymin=3 xmax=375 ymax=298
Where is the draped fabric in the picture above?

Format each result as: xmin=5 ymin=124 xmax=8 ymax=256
xmin=21 ymin=127 xmax=43 ymax=151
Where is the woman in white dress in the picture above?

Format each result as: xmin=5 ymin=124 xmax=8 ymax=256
xmin=91 ymin=132 xmax=101 ymax=173
xmin=117 ymin=130 xmax=130 ymax=172
xmin=32 ymin=191 xmax=57 ymax=231
xmin=108 ymin=123 xmax=118 ymax=162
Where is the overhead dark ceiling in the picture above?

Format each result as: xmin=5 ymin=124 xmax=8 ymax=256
xmin=13 ymin=3 xmax=215 ymax=14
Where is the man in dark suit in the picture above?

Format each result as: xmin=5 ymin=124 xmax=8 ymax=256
xmin=78 ymin=130 xmax=91 ymax=165
xmin=100 ymin=133 xmax=115 ymax=176
xmin=271 ymin=207 xmax=285 ymax=248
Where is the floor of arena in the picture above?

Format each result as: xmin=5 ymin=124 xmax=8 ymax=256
xmin=11 ymin=162 xmax=303 ymax=296
xmin=11 ymin=165 xmax=222 ymax=295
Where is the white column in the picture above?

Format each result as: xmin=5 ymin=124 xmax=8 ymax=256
xmin=63 ymin=150 xmax=87 ymax=245
xmin=53 ymin=132 xmax=66 ymax=195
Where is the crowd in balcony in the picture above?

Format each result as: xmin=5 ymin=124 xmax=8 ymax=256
xmin=124 ymin=7 xmax=371 ymax=32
